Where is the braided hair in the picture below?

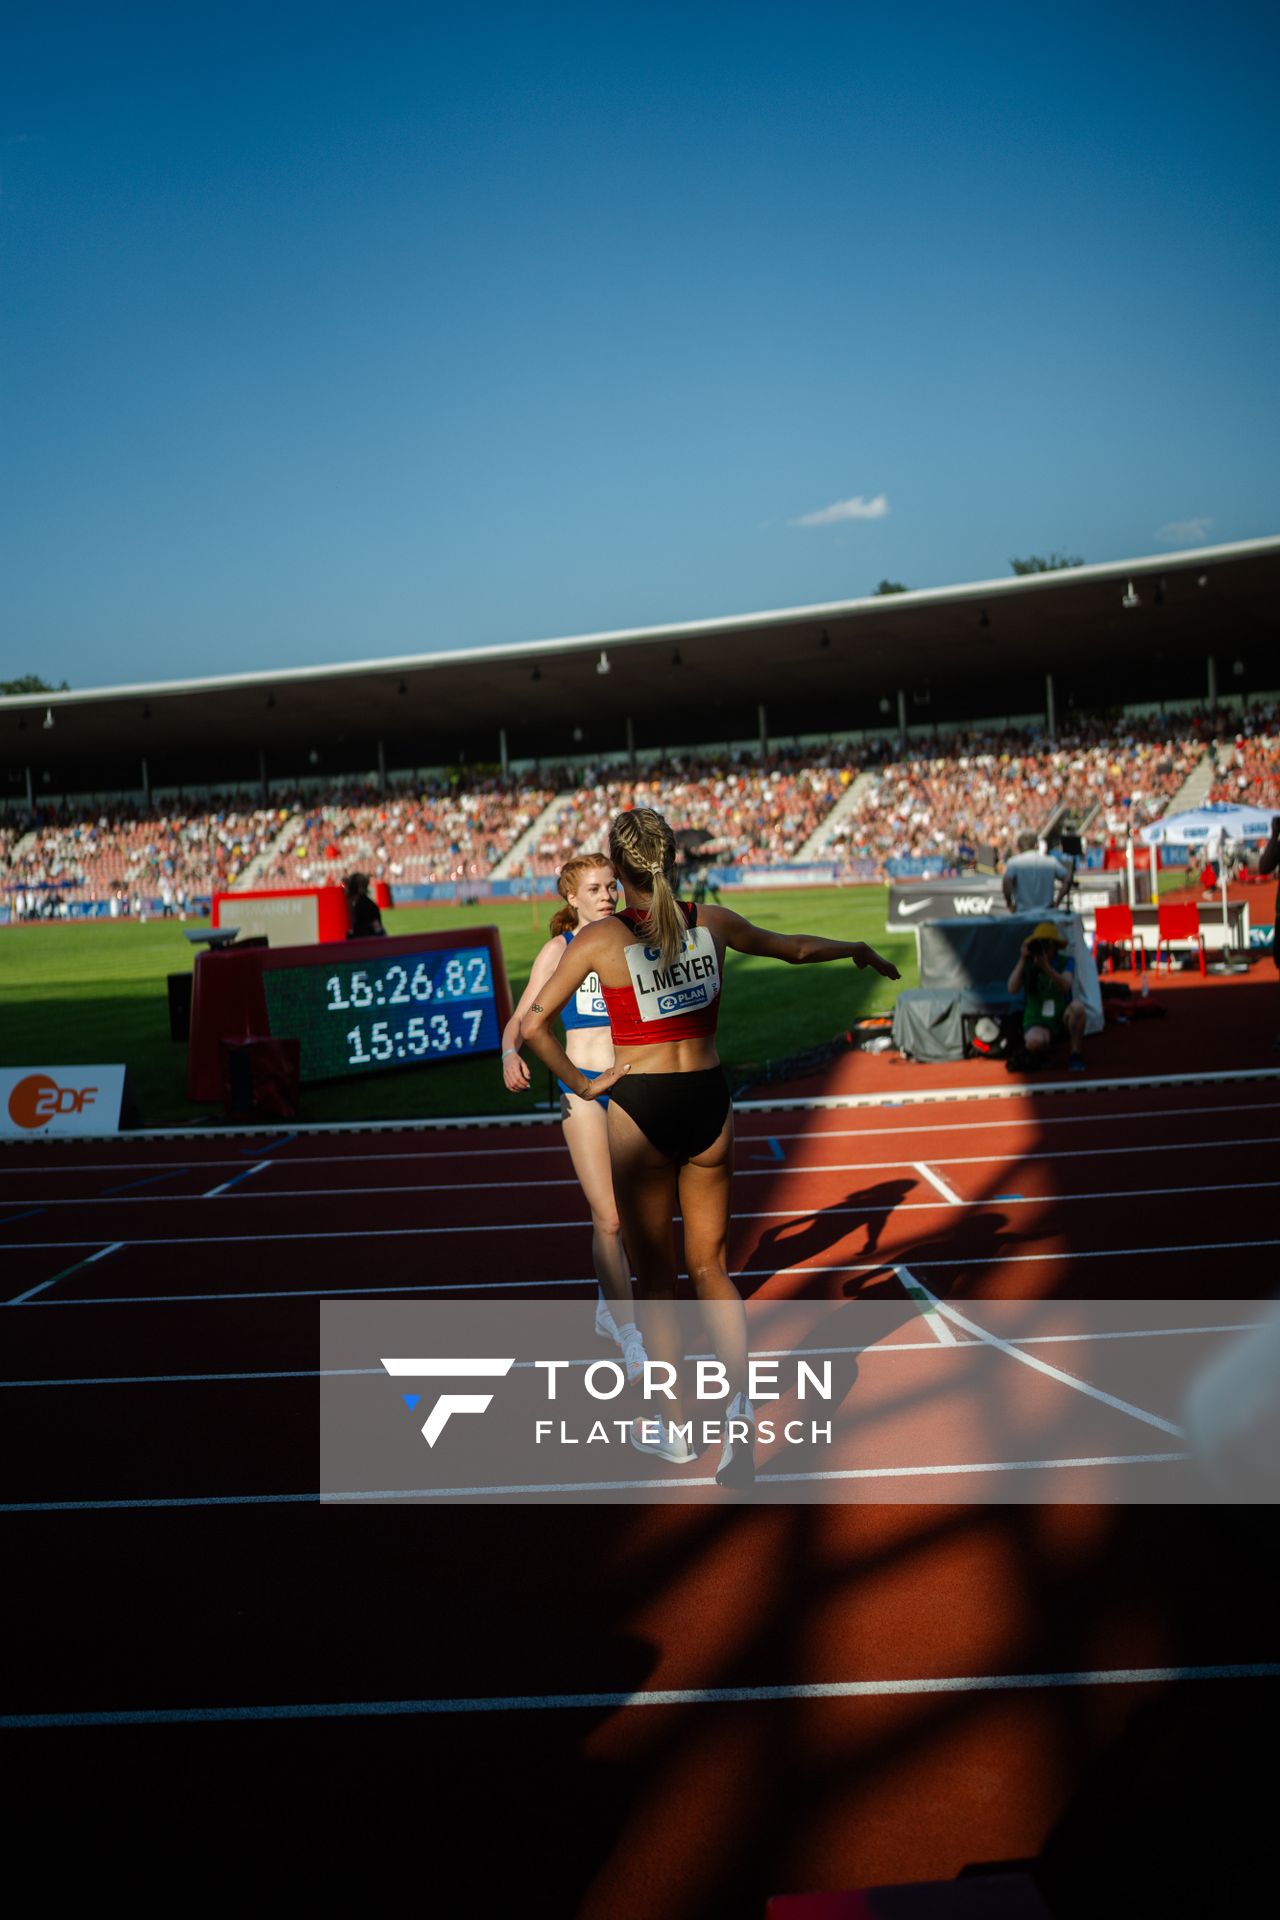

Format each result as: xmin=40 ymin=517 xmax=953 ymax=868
xmin=609 ymin=808 xmax=685 ymax=967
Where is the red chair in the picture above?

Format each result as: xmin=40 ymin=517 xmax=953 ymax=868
xmin=1156 ymin=901 xmax=1206 ymax=974
xmin=1093 ymin=903 xmax=1146 ymax=974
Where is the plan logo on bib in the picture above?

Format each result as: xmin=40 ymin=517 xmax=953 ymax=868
xmin=624 ymin=927 xmax=720 ymax=1022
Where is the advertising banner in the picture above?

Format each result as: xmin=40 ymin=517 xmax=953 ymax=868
xmin=1 ymin=1065 xmax=126 ymax=1137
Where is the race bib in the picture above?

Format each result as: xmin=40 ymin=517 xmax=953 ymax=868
xmin=575 ymin=970 xmax=608 ymax=1019
xmin=624 ymin=927 xmax=721 ymax=1022
xmin=1041 ymin=998 xmax=1057 ymax=1019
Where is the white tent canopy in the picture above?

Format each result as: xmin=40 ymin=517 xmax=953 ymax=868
xmin=1140 ymin=803 xmax=1275 ymax=847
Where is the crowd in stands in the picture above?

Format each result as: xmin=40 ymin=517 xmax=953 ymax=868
xmin=1207 ymin=702 xmax=1280 ymax=807
xmin=826 ymin=716 xmax=1205 ymax=867
xmin=2 ymin=797 xmax=285 ymax=916
xmin=255 ymin=775 xmax=558 ymax=890
xmin=2 ymin=707 xmax=1269 ymax=915
xmin=525 ymin=748 xmax=853 ymax=874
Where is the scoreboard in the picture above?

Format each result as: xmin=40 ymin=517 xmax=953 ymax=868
xmin=186 ymin=927 xmax=512 ymax=1101
xmin=263 ymin=946 xmax=502 ymax=1082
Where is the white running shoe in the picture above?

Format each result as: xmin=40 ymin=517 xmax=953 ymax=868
xmin=716 ymin=1393 xmax=756 ymax=1489
xmin=629 ymin=1417 xmax=696 ymax=1465
xmin=595 ymin=1290 xmax=620 ymax=1344
xmin=620 ymin=1331 xmax=648 ymax=1385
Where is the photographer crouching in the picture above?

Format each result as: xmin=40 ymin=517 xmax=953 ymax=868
xmin=1007 ymin=921 xmax=1087 ymax=1074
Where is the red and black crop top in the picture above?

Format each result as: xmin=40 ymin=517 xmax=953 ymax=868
xmin=600 ymin=902 xmax=722 ymax=1046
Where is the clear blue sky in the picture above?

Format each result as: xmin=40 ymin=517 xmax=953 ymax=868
xmin=3 ymin=1 xmax=1277 ymax=688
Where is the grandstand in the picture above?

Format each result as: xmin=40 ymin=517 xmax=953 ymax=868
xmin=3 ymin=537 xmax=1279 ymax=915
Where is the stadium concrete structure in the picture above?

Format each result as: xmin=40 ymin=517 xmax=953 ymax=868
xmin=3 ymin=534 xmax=1277 ymax=803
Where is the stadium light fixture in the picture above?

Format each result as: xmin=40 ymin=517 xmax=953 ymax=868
xmin=43 ymin=708 xmax=54 ymax=730
xmin=308 ymin=749 xmax=320 ymax=765
xmin=596 ymin=650 xmax=611 ymax=676
xmin=878 ymin=697 xmax=892 ymax=714
xmin=1197 ymin=573 xmax=1208 ymax=587
xmin=1121 ymin=580 xmax=1140 ymax=609
xmin=573 ymin=726 xmax=584 ymax=742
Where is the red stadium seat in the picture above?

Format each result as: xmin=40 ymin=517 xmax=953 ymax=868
xmin=1156 ymin=901 xmax=1206 ymax=974
xmin=1092 ymin=903 xmax=1146 ymax=974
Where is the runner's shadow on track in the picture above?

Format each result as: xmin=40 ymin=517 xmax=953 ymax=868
xmin=844 ymin=1207 xmax=1036 ymax=1299
xmin=737 ymin=1178 xmax=917 ymax=1299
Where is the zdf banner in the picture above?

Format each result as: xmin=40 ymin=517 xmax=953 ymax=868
xmin=1 ymin=1067 xmax=127 ymax=1137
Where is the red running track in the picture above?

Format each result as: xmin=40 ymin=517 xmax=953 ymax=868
xmin=2 ymin=1078 xmax=1279 ymax=1914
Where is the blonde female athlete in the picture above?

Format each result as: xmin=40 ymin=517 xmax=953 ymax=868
xmin=521 ymin=807 xmax=900 ymax=1486
xmin=502 ymin=853 xmax=646 ymax=1380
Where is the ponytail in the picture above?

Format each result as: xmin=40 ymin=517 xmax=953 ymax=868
xmin=609 ymin=808 xmax=685 ymax=968
xmin=550 ymin=851 xmax=613 ymax=938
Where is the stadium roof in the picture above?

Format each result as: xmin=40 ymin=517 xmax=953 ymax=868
xmin=4 ymin=534 xmax=1278 ymax=796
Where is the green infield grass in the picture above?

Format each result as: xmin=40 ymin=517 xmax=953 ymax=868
xmin=0 ymin=888 xmax=917 ymax=1126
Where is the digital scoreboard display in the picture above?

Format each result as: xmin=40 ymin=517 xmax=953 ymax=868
xmin=262 ymin=945 xmax=502 ymax=1083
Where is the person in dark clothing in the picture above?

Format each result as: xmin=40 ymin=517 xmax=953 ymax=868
xmin=345 ymin=871 xmax=385 ymax=938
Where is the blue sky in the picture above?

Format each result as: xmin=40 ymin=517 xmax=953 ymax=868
xmin=2 ymin=1 xmax=1277 ymax=688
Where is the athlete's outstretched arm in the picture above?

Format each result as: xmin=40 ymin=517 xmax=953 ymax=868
xmin=500 ymin=934 xmax=565 ymax=1091
xmin=701 ymin=905 xmax=902 ymax=980
xmin=521 ymin=924 xmax=631 ymax=1100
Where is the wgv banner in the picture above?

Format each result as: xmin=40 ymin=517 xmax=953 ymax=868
xmin=1 ymin=1066 xmax=127 ymax=1137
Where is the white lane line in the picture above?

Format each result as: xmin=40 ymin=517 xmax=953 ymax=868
xmin=8 ymin=1242 xmax=124 ymax=1305
xmin=736 ymin=1068 xmax=1280 ymax=1111
xmin=913 ymin=1162 xmax=963 ymax=1207
xmin=898 ymin=1268 xmax=1184 ymax=1438
xmin=897 ymin=1274 xmax=959 ymax=1343
xmin=202 ymin=1161 xmax=270 ymax=1199
xmin=6 ymin=1133 xmax=1280 ymax=1206
xmin=20 ymin=1240 xmax=1280 ymax=1309
xmin=3 ymin=1067 xmax=1277 ymax=1150
xmin=6 ymin=1325 xmax=1265 ymax=1390
xmin=4 ymin=1103 xmax=1278 ymax=1178
xmin=5 ymin=1662 xmax=1277 ymax=1727
xmin=0 ymin=1452 xmax=1193 ymax=1513
xmin=5 ymin=1176 xmax=1278 ymax=1250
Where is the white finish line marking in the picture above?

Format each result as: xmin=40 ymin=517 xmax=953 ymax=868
xmin=4 ymin=1663 xmax=1277 ymax=1728
xmin=913 ymin=1162 xmax=963 ymax=1207
xmin=898 ymin=1268 xmax=1185 ymax=1438
xmin=202 ymin=1162 xmax=270 ymax=1199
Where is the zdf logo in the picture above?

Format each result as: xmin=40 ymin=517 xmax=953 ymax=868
xmin=7 ymin=1074 xmax=98 ymax=1131
xmin=381 ymin=1357 xmax=514 ymax=1446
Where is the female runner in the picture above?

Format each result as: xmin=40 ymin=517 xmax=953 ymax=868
xmin=520 ymin=806 xmax=900 ymax=1486
xmin=502 ymin=853 xmax=646 ymax=1379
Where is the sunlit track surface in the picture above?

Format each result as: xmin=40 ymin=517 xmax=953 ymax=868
xmin=3 ymin=1075 xmax=1278 ymax=1915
